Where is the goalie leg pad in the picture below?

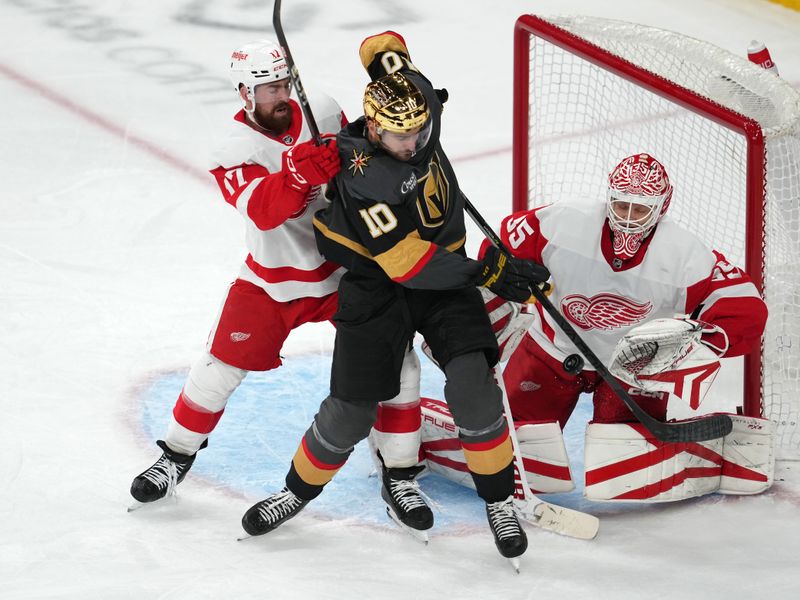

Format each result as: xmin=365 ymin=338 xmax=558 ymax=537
xmin=718 ymin=415 xmax=775 ymax=495
xmin=420 ymin=398 xmax=475 ymax=489
xmin=584 ymin=422 xmax=724 ymax=502
xmin=371 ymin=348 xmax=421 ymax=468
xmin=584 ymin=415 xmax=775 ymax=501
xmin=480 ymin=288 xmax=536 ymax=362
xmin=419 ymin=398 xmax=574 ymax=493
xmin=515 ymin=421 xmax=575 ymax=493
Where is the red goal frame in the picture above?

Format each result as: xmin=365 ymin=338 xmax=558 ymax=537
xmin=511 ymin=14 xmax=765 ymax=419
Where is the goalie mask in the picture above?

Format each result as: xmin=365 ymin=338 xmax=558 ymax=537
xmin=606 ymin=153 xmax=673 ymax=260
xmin=364 ymin=72 xmax=432 ymax=158
xmin=229 ymin=40 xmax=290 ymax=113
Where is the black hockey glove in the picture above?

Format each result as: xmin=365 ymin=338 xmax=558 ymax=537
xmin=476 ymin=246 xmax=550 ymax=303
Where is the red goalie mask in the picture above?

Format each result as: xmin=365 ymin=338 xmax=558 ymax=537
xmin=606 ymin=153 xmax=674 ymax=260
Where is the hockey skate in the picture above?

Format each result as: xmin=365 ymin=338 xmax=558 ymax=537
xmin=486 ymin=496 xmax=528 ymax=572
xmin=128 ymin=440 xmax=201 ymax=510
xmin=240 ymin=487 xmax=309 ymax=537
xmin=381 ymin=464 xmax=434 ymax=544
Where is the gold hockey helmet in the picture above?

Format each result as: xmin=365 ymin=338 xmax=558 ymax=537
xmin=363 ymin=72 xmax=430 ymax=133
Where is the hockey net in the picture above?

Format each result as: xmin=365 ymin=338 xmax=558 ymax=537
xmin=513 ymin=15 xmax=800 ymax=460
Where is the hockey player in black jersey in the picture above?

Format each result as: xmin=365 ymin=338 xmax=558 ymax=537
xmin=241 ymin=31 xmax=549 ymax=564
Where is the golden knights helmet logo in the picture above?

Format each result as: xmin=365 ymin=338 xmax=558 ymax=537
xmin=415 ymin=152 xmax=449 ymax=228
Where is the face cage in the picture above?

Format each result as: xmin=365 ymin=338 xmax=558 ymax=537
xmin=605 ymin=189 xmax=667 ymax=235
xmin=377 ymin=117 xmax=433 ymax=156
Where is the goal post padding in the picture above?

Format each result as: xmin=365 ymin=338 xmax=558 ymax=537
xmin=512 ymin=14 xmax=800 ymax=459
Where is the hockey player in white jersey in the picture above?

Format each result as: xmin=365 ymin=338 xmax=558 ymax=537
xmin=129 ymin=41 xmax=429 ymax=525
xmin=421 ymin=153 xmax=774 ymax=503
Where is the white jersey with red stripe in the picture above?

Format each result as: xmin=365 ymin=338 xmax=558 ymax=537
xmin=209 ymin=93 xmax=346 ymax=302
xmin=500 ymin=201 xmax=766 ymax=367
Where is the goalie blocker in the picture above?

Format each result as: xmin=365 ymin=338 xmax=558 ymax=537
xmin=420 ymin=398 xmax=774 ymax=502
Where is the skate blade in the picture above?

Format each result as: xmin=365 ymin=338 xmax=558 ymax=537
xmin=508 ymin=557 xmax=521 ymax=573
xmin=385 ymin=506 xmax=429 ymax=545
xmin=126 ymin=493 xmax=178 ymax=513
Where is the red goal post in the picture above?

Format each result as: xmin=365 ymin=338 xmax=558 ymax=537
xmin=512 ymin=15 xmax=800 ymax=459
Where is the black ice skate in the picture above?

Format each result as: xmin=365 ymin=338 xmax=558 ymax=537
xmin=381 ymin=464 xmax=434 ymax=543
xmin=486 ymin=496 xmax=528 ymax=571
xmin=240 ymin=487 xmax=309 ymax=537
xmin=128 ymin=440 xmax=200 ymax=510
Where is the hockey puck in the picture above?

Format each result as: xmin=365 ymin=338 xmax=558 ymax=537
xmin=562 ymin=353 xmax=585 ymax=375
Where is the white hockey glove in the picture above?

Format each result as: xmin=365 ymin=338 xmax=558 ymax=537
xmin=609 ymin=316 xmax=726 ymax=410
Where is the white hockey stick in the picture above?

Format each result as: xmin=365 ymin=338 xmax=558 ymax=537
xmin=493 ymin=365 xmax=599 ymax=540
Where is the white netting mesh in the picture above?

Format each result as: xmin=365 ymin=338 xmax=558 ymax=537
xmin=522 ymin=15 xmax=800 ymax=459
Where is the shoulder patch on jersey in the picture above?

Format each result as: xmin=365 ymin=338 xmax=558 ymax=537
xmin=348 ymin=149 xmax=372 ymax=176
xmin=343 ymin=156 xmax=412 ymax=206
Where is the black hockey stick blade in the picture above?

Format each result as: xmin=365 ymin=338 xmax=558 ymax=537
xmin=461 ymin=196 xmax=733 ymax=443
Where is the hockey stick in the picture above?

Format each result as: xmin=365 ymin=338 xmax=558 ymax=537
xmin=272 ymin=0 xmax=321 ymax=144
xmin=494 ymin=365 xmax=600 ymax=540
xmin=463 ymin=197 xmax=734 ymax=443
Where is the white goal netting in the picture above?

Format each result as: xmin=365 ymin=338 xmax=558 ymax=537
xmin=517 ymin=15 xmax=800 ymax=459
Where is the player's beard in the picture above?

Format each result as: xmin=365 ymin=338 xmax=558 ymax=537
xmin=253 ymin=101 xmax=292 ymax=134
xmin=379 ymin=141 xmax=415 ymax=162
xmin=386 ymin=148 xmax=414 ymax=161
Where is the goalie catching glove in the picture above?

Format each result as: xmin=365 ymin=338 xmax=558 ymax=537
xmin=609 ymin=316 xmax=728 ymax=410
xmin=476 ymin=246 xmax=550 ymax=303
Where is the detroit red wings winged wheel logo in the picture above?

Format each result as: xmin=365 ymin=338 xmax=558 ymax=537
xmin=561 ymin=293 xmax=653 ymax=331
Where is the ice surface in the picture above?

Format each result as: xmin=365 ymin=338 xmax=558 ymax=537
xmin=1 ymin=1 xmax=799 ymax=598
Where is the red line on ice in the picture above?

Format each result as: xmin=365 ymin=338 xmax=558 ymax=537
xmin=0 ymin=61 xmax=210 ymax=185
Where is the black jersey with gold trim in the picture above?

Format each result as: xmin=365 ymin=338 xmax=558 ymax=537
xmin=312 ymin=33 xmax=483 ymax=289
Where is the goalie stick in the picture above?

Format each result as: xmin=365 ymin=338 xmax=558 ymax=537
xmin=495 ymin=365 xmax=600 ymax=540
xmin=462 ymin=197 xmax=734 ymax=443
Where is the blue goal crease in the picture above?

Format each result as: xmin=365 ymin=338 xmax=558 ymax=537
xmin=136 ymin=349 xmax=596 ymax=526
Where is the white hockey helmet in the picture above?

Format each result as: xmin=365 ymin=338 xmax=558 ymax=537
xmin=229 ymin=40 xmax=290 ymax=108
xmin=606 ymin=153 xmax=673 ymax=237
